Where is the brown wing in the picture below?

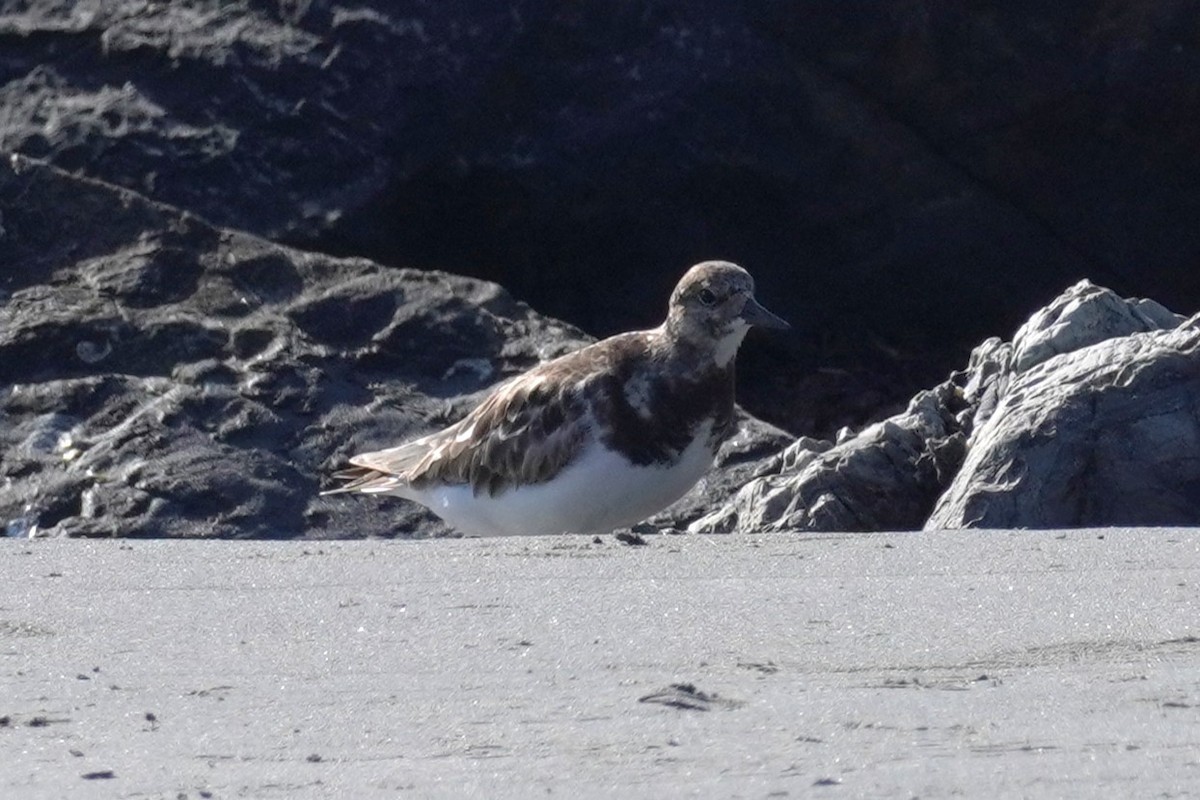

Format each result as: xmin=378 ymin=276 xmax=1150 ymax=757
xmin=328 ymin=350 xmax=619 ymax=497
xmin=408 ymin=372 xmax=592 ymax=496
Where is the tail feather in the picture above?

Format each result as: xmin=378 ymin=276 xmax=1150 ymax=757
xmin=321 ymin=465 xmax=375 ymax=495
xmin=322 ymin=440 xmax=432 ymax=496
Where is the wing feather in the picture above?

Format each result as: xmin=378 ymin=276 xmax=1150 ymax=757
xmin=409 ymin=373 xmax=592 ymax=495
xmin=326 ymin=359 xmax=602 ymax=497
xmin=325 ymin=333 xmax=672 ymax=498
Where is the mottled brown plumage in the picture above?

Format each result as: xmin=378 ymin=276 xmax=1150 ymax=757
xmin=325 ymin=261 xmax=788 ymax=536
xmin=331 ymin=331 xmax=733 ymax=497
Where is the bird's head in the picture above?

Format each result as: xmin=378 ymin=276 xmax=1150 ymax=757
xmin=665 ymin=260 xmax=789 ymax=366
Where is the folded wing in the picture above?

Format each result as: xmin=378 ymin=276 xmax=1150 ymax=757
xmin=328 ymin=371 xmax=594 ymax=497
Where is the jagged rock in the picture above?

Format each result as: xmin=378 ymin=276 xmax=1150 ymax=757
xmin=694 ymin=280 xmax=1200 ymax=532
xmin=689 ymin=384 xmax=967 ymax=533
xmin=928 ymin=284 xmax=1200 ymax=529
xmin=0 ymin=154 xmax=786 ymax=538
xmin=7 ymin=150 xmax=1195 ymax=537
xmin=1010 ymin=280 xmax=1183 ymax=373
xmin=1 ymin=153 xmax=585 ymax=538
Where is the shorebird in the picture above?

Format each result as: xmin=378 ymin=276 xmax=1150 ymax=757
xmin=324 ymin=261 xmax=789 ymax=536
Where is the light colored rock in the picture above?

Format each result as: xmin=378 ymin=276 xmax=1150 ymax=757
xmin=928 ymin=315 xmax=1200 ymax=528
xmin=1010 ymin=279 xmax=1182 ymax=373
xmin=696 ymin=280 xmax=1200 ymax=532
xmin=689 ymin=383 xmax=966 ymax=533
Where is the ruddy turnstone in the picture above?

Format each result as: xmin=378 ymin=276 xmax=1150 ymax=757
xmin=324 ymin=261 xmax=788 ymax=536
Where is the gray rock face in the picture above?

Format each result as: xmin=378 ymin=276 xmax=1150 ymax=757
xmin=928 ymin=285 xmax=1200 ymax=529
xmin=694 ymin=280 xmax=1200 ymax=532
xmin=1009 ymin=280 xmax=1183 ymax=373
xmin=0 ymin=154 xmax=786 ymax=538
xmin=689 ymin=384 xmax=967 ymax=533
xmin=1 ymin=153 xmax=581 ymax=538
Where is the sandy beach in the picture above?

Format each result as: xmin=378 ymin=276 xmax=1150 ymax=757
xmin=2 ymin=529 xmax=1198 ymax=798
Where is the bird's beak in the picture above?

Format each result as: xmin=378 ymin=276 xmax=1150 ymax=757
xmin=740 ymin=296 xmax=791 ymax=330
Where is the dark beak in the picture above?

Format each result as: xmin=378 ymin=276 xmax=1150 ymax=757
xmin=740 ymin=296 xmax=791 ymax=330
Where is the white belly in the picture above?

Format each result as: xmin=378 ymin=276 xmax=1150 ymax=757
xmin=398 ymin=422 xmax=716 ymax=537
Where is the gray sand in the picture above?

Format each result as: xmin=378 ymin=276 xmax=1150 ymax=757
xmin=3 ymin=530 xmax=1198 ymax=798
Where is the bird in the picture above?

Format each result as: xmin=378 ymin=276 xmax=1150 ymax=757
xmin=324 ymin=260 xmax=789 ymax=536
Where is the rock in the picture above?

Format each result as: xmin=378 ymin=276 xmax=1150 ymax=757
xmin=1010 ymin=280 xmax=1184 ymax=373
xmin=0 ymin=154 xmax=786 ymax=538
xmin=928 ymin=302 xmax=1200 ymax=529
xmin=695 ymin=278 xmax=1200 ymax=533
xmin=689 ymin=384 xmax=967 ymax=533
xmin=5 ymin=152 xmax=1197 ymax=537
xmin=7 ymin=2 xmax=1200 ymax=436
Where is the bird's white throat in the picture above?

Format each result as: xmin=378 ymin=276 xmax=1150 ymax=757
xmin=713 ymin=321 xmax=751 ymax=368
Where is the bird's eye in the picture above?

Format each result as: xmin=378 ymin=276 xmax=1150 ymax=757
xmin=698 ymin=288 xmax=718 ymax=306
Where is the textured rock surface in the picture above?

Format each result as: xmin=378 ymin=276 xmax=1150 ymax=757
xmin=0 ymin=154 xmax=788 ymax=538
xmin=5 ymin=2 xmax=1200 ymax=435
xmin=689 ymin=385 xmax=966 ymax=533
xmin=929 ymin=287 xmax=1200 ymax=529
xmin=694 ymin=280 xmax=1200 ymax=532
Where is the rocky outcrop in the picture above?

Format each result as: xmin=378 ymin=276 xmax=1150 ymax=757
xmin=927 ymin=284 xmax=1198 ymax=528
xmin=5 ymin=2 xmax=1200 ymax=437
xmin=689 ymin=386 xmax=966 ymax=533
xmin=693 ymin=281 xmax=1200 ymax=532
xmin=0 ymin=154 xmax=791 ymax=538
xmin=0 ymin=154 xmax=571 ymax=539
